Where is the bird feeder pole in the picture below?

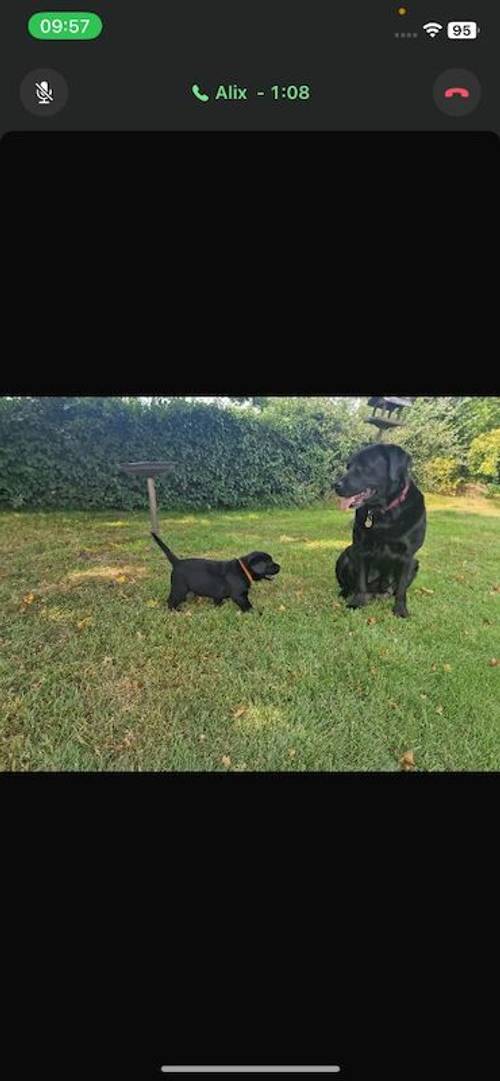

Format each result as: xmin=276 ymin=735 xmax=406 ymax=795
xmin=146 ymin=477 xmax=159 ymax=532
xmin=118 ymin=461 xmax=175 ymax=532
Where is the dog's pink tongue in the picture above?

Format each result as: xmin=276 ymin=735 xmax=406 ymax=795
xmin=339 ymin=497 xmax=352 ymax=510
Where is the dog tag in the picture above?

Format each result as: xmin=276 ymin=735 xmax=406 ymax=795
xmin=365 ymin=514 xmax=373 ymax=528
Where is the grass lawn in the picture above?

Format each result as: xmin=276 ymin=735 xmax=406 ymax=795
xmin=0 ymin=496 xmax=499 ymax=772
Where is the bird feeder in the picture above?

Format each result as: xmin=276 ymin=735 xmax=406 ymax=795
xmin=118 ymin=461 xmax=175 ymax=532
xmin=364 ymin=397 xmax=415 ymax=438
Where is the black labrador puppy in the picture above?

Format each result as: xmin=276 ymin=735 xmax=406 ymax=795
xmin=151 ymin=532 xmax=280 ymax=613
xmin=334 ymin=444 xmax=426 ymax=618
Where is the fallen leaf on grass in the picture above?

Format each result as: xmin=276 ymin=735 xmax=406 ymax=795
xmin=146 ymin=600 xmax=159 ymax=608
xmin=221 ymin=755 xmax=231 ymax=768
xmin=232 ymin=706 xmax=247 ymax=719
xmin=76 ymin=617 xmax=93 ymax=631
xmin=436 ymin=705 xmax=444 ymax=715
xmin=114 ymin=575 xmax=128 ymax=584
xmin=367 ymin=616 xmax=377 ymax=625
xmin=491 ymin=584 xmax=500 ymax=593
xmin=400 ymin=751 xmax=415 ymax=771
xmin=443 ymin=663 xmax=452 ymax=672
xmin=21 ymin=592 xmax=38 ymax=606
xmin=488 ymin=658 xmax=499 ymax=667
xmin=419 ymin=587 xmax=434 ymax=595
xmin=388 ymin=700 xmax=399 ymax=709
xmin=278 ymin=604 xmax=286 ymax=611
xmin=288 ymin=749 xmax=297 ymax=759
xmin=199 ymin=734 xmax=207 ymax=742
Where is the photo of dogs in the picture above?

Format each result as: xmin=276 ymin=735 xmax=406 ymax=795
xmin=151 ymin=531 xmax=281 ymax=613
xmin=334 ymin=444 xmax=426 ymax=618
xmin=5 ymin=395 xmax=498 ymax=773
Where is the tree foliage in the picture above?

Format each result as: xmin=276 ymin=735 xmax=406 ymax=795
xmin=468 ymin=428 xmax=500 ymax=483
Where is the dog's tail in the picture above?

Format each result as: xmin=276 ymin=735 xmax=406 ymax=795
xmin=151 ymin=531 xmax=179 ymax=565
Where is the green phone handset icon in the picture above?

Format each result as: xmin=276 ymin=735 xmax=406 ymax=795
xmin=191 ymin=84 xmax=210 ymax=102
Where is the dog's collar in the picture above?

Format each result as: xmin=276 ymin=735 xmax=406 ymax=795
xmin=382 ymin=481 xmax=410 ymax=514
xmin=238 ymin=558 xmax=254 ymax=586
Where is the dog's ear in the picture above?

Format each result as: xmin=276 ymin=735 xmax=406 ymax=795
xmin=248 ymin=555 xmax=268 ymax=577
xmin=387 ymin=445 xmax=411 ymax=487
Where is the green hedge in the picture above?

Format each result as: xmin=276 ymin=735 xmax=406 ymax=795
xmin=0 ymin=397 xmax=364 ymax=510
xmin=3 ymin=397 xmax=498 ymax=510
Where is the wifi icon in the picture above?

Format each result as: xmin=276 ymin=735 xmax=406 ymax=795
xmin=423 ymin=21 xmax=444 ymax=38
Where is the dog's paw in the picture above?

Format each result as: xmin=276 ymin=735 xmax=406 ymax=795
xmin=393 ymin=603 xmax=410 ymax=618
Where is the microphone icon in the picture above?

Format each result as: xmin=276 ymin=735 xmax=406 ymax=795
xmin=35 ymin=80 xmax=54 ymax=104
xmin=21 ymin=68 xmax=68 ymax=116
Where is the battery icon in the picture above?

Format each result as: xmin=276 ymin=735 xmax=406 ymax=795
xmin=447 ymin=21 xmax=480 ymax=39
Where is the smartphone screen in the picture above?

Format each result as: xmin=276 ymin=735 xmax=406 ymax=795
xmin=1 ymin=6 xmax=497 ymax=1081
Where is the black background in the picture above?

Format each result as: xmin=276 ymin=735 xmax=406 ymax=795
xmin=2 ymin=127 xmax=498 ymax=399
xmin=3 ymin=774 xmax=497 ymax=1081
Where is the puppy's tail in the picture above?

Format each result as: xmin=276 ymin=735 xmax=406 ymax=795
xmin=151 ymin=531 xmax=179 ymax=565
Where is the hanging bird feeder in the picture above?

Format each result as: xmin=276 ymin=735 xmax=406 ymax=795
xmin=364 ymin=396 xmax=415 ymax=437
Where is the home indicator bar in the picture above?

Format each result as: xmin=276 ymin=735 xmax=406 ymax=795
xmin=161 ymin=1070 xmax=341 ymax=1075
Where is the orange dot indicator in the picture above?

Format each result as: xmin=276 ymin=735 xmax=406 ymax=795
xmin=397 ymin=5 xmax=408 ymax=14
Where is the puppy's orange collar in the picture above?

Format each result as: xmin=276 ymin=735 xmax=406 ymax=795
xmin=238 ymin=558 xmax=254 ymax=586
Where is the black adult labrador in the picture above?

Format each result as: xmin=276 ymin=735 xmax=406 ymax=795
xmin=334 ymin=444 xmax=426 ymax=618
xmin=151 ymin=532 xmax=280 ymax=613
